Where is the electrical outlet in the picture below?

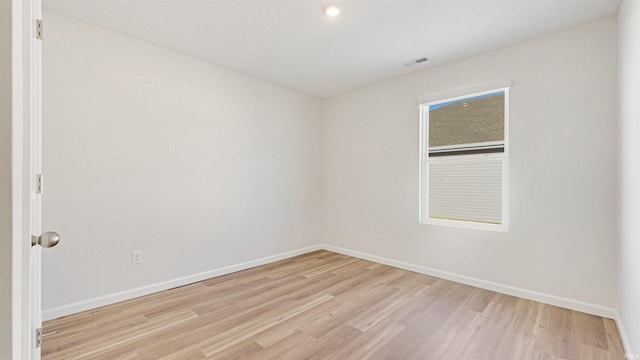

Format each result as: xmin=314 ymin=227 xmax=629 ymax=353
xmin=132 ymin=250 xmax=143 ymax=265
xmin=376 ymin=230 xmax=383 ymax=240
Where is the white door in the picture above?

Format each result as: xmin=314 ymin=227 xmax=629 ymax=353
xmin=30 ymin=1 xmax=43 ymax=357
xmin=28 ymin=0 xmax=59 ymax=358
xmin=29 ymin=1 xmax=44 ymax=358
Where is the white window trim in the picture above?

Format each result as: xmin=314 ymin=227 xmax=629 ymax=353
xmin=419 ymin=87 xmax=510 ymax=232
xmin=429 ymin=140 xmax=504 ymax=154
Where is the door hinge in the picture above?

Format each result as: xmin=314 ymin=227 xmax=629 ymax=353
xmin=35 ymin=328 xmax=43 ymax=348
xmin=36 ymin=174 xmax=43 ymax=194
xmin=36 ymin=19 xmax=43 ymax=40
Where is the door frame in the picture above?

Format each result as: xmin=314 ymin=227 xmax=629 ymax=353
xmin=11 ymin=0 xmax=42 ymax=358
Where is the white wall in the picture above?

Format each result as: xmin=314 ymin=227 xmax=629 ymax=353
xmin=322 ymin=17 xmax=618 ymax=310
xmin=41 ymin=12 xmax=323 ymax=311
xmin=618 ymin=0 xmax=640 ymax=353
xmin=0 ymin=0 xmax=13 ymax=357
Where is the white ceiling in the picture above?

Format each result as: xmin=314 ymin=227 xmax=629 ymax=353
xmin=43 ymin=0 xmax=620 ymax=98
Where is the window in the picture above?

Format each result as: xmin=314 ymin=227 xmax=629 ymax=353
xmin=419 ymin=86 xmax=509 ymax=231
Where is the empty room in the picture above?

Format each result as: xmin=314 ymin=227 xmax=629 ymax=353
xmin=3 ymin=0 xmax=640 ymax=359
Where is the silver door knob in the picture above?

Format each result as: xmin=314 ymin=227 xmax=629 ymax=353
xmin=32 ymin=231 xmax=60 ymax=248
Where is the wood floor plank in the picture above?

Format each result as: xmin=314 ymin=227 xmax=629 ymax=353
xmin=43 ymin=250 xmax=626 ymax=360
xmin=332 ymin=317 xmax=406 ymax=360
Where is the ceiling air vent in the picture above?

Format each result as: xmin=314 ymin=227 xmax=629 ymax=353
xmin=404 ymin=57 xmax=429 ymax=66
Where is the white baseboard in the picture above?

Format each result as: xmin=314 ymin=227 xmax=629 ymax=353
xmin=42 ymin=244 xmax=323 ymax=321
xmin=321 ymin=244 xmax=619 ymax=320
xmin=614 ymin=310 xmax=634 ymax=356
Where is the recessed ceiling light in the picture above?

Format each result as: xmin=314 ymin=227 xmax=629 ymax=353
xmin=323 ymin=4 xmax=341 ymax=17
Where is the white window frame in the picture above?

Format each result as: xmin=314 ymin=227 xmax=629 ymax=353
xmin=419 ymin=87 xmax=510 ymax=232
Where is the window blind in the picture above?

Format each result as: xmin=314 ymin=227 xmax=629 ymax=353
xmin=427 ymin=158 xmax=503 ymax=224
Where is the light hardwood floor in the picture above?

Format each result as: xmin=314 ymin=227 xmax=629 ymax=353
xmin=43 ymin=250 xmax=625 ymax=359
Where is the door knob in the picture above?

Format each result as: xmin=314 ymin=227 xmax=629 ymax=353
xmin=32 ymin=231 xmax=61 ymax=248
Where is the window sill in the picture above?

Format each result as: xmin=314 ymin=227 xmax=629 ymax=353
xmin=420 ymin=218 xmax=508 ymax=232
